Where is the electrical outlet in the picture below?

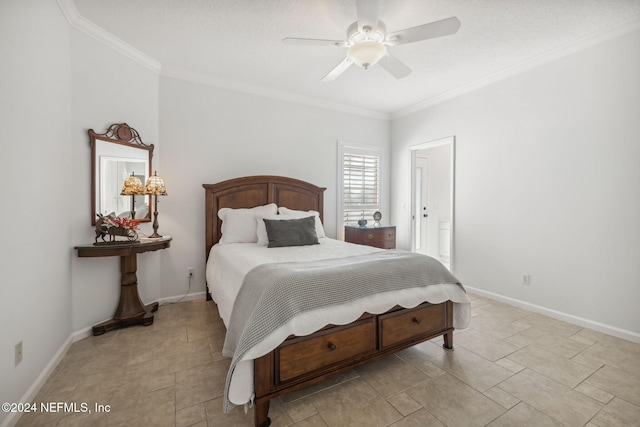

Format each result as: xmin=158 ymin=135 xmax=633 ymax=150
xmin=522 ymin=274 xmax=531 ymax=286
xmin=15 ymin=341 xmax=23 ymax=366
xmin=188 ymin=267 xmax=194 ymax=278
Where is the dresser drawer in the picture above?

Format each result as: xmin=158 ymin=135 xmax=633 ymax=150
xmin=277 ymin=319 xmax=376 ymax=383
xmin=361 ymin=228 xmax=395 ymax=243
xmin=364 ymin=239 xmax=396 ymax=249
xmin=345 ymin=226 xmax=396 ymax=249
xmin=379 ymin=304 xmax=447 ymax=350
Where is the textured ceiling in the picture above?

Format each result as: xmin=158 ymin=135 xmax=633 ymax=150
xmin=73 ymin=0 xmax=640 ymax=116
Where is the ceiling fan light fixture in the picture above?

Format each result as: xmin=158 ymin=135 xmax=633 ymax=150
xmin=282 ymin=2 xmax=460 ymax=81
xmin=347 ymin=41 xmax=387 ymax=69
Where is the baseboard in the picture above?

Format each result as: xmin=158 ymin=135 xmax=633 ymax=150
xmin=156 ymin=291 xmax=206 ymax=305
xmin=465 ymin=286 xmax=640 ymax=344
xmin=1 ymin=336 xmax=74 ymax=427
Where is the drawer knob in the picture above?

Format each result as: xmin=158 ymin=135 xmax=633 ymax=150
xmin=367 ymin=234 xmax=373 ymax=239
xmin=327 ymin=342 xmax=337 ymax=351
xmin=412 ymin=317 xmax=422 ymax=325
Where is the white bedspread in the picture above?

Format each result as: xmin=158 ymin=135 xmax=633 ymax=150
xmin=206 ymin=238 xmax=471 ymax=407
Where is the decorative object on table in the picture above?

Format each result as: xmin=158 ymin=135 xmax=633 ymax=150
xmin=120 ymin=172 xmax=144 ymax=219
xmin=94 ymin=214 xmax=139 ymax=244
xmin=144 ymin=171 xmax=168 ymax=238
xmin=373 ymin=211 xmax=382 ymax=227
xmin=357 ymin=211 xmax=368 ymax=228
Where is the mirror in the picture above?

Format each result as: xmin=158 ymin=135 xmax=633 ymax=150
xmin=89 ymin=123 xmax=153 ymax=225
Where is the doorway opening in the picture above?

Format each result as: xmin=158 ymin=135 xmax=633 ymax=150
xmin=410 ymin=137 xmax=455 ymax=271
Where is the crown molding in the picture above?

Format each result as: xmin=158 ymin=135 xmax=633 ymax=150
xmin=56 ymin=0 xmax=638 ymax=122
xmin=56 ymin=0 xmax=386 ymax=121
xmin=160 ymin=65 xmax=390 ymax=121
xmin=391 ymin=15 xmax=640 ymax=120
xmin=57 ymin=0 xmax=161 ymax=73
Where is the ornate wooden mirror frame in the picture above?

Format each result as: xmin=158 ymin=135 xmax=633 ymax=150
xmin=89 ymin=123 xmax=154 ymax=225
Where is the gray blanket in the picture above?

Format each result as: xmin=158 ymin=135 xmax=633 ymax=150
xmin=222 ymin=249 xmax=463 ymax=412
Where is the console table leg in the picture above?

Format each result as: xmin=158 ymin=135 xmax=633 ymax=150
xmin=91 ymin=254 xmax=158 ymax=335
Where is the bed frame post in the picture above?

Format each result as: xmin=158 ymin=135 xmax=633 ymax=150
xmin=254 ymin=402 xmax=270 ymax=427
xmin=443 ymin=300 xmax=454 ymax=350
xmin=254 ymin=353 xmax=273 ymax=427
xmin=443 ymin=330 xmax=454 ymax=350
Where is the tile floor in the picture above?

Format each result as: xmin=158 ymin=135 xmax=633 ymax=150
xmin=16 ymin=294 xmax=640 ymax=426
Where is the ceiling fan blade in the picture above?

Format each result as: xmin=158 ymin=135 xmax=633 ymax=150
xmin=386 ymin=16 xmax=461 ymax=46
xmin=322 ymin=57 xmax=353 ymax=82
xmin=356 ymin=0 xmax=381 ymax=32
xmin=378 ymin=53 xmax=411 ymax=79
xmin=282 ymin=37 xmax=346 ymax=47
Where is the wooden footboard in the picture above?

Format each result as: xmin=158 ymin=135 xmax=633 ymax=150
xmin=252 ymin=301 xmax=454 ymax=427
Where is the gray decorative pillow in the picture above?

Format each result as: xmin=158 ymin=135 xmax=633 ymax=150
xmin=263 ymin=216 xmax=319 ymax=248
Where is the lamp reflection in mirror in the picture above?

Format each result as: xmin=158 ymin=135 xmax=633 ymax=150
xmin=120 ymin=173 xmax=144 ymax=219
xmin=144 ymin=171 xmax=168 ymax=238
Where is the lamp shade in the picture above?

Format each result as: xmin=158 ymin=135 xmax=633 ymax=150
xmin=121 ymin=174 xmax=143 ymax=195
xmin=347 ymin=41 xmax=387 ymax=69
xmin=144 ymin=171 xmax=167 ymax=196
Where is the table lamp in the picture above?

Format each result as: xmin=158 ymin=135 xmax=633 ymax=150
xmin=144 ymin=171 xmax=168 ymax=238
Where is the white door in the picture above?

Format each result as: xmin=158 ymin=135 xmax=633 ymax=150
xmin=411 ymin=137 xmax=455 ymax=271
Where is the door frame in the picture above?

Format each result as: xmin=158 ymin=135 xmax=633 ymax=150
xmin=410 ymin=136 xmax=456 ymax=271
xmin=414 ymin=156 xmax=428 ymax=253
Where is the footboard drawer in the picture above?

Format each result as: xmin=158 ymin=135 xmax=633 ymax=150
xmin=379 ymin=304 xmax=447 ymax=350
xmin=276 ymin=319 xmax=376 ymax=383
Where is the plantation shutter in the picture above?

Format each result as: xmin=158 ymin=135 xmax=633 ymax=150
xmin=343 ymin=152 xmax=380 ymax=225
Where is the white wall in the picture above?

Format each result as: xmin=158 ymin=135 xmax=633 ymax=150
xmin=158 ymin=76 xmax=390 ymax=298
xmin=69 ymin=26 xmax=160 ymax=332
xmin=0 ymin=2 xmax=160 ymax=423
xmin=0 ymin=1 xmax=72 ymax=425
xmin=391 ymin=29 xmax=640 ymax=338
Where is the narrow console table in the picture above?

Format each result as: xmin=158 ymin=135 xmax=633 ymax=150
xmin=75 ymin=237 xmax=171 ymax=335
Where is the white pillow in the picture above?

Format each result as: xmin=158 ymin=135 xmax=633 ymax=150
xmin=218 ymin=203 xmax=277 ymax=244
xmin=277 ymin=207 xmax=326 ymax=238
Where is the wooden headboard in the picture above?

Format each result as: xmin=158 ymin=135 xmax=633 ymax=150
xmin=203 ymin=176 xmax=326 ymax=260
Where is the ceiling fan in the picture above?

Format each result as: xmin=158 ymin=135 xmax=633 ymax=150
xmin=282 ymin=0 xmax=460 ymax=82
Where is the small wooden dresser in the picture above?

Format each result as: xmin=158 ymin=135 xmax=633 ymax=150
xmin=344 ymin=225 xmax=396 ymax=249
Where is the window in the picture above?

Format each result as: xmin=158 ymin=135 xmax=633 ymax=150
xmin=337 ymin=142 xmax=383 ymax=239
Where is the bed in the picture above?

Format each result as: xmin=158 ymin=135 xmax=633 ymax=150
xmin=203 ymin=175 xmax=470 ymax=427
